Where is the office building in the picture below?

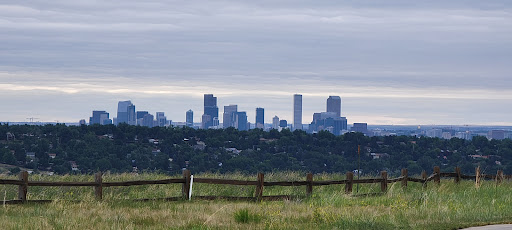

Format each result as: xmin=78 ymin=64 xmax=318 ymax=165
xmin=127 ymin=104 xmax=136 ymax=125
xmin=142 ymin=113 xmax=154 ymax=128
xmin=256 ymin=107 xmax=264 ymax=129
xmin=223 ymin=104 xmax=238 ymax=128
xmin=272 ymin=116 xmax=279 ymax=129
xmin=279 ymin=120 xmax=288 ymax=128
xmin=201 ymin=114 xmax=211 ymax=129
xmin=309 ymin=113 xmax=347 ymax=135
xmin=156 ymin=112 xmax=167 ymax=127
xmin=351 ymin=123 xmax=368 ymax=135
xmin=213 ymin=117 xmax=220 ymax=127
xmin=489 ymin=130 xmax=506 ymax=140
xmin=426 ymin=129 xmax=443 ymax=138
xmin=202 ymin=94 xmax=218 ymax=129
xmin=327 ymin=96 xmax=342 ymax=117
xmin=234 ymin=111 xmax=248 ymax=131
xmin=117 ymin=100 xmax=136 ymax=125
xmin=293 ymin=94 xmax=302 ymax=130
xmin=89 ymin=111 xmax=112 ymax=125
xmin=186 ymin=110 xmax=193 ymax=127
xmin=136 ymin=111 xmax=149 ymax=125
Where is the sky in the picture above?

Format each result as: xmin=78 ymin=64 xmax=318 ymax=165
xmin=1 ymin=0 xmax=511 ymax=125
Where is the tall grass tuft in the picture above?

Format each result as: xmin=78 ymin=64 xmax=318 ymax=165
xmin=233 ymin=208 xmax=261 ymax=224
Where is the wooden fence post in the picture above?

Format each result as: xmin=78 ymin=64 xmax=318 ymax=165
xmin=455 ymin=167 xmax=461 ymax=184
xmin=380 ymin=171 xmax=388 ymax=193
xmin=475 ymin=166 xmax=481 ymax=188
xmin=421 ymin=170 xmax=427 ymax=189
xmin=18 ymin=171 xmax=28 ymax=202
xmin=345 ymin=172 xmax=353 ymax=194
xmin=95 ymin=172 xmax=103 ymax=200
xmin=182 ymin=169 xmax=191 ymax=200
xmin=401 ymin=168 xmax=408 ymax=189
xmin=255 ymin=173 xmax=264 ymax=201
xmin=306 ymin=173 xmax=313 ymax=197
xmin=497 ymin=170 xmax=504 ymax=185
xmin=434 ymin=166 xmax=440 ymax=185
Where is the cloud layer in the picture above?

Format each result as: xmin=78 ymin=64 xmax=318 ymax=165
xmin=1 ymin=0 xmax=511 ymax=125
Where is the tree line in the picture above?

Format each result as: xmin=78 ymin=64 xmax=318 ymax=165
xmin=0 ymin=123 xmax=511 ymax=176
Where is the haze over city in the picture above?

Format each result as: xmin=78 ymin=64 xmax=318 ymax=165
xmin=1 ymin=0 xmax=511 ymax=125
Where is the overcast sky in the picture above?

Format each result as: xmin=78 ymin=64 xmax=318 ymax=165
xmin=1 ymin=0 xmax=511 ymax=125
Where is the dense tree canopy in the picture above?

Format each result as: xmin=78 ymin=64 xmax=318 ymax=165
xmin=0 ymin=123 xmax=510 ymax=176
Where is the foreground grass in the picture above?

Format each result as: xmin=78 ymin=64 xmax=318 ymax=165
xmin=1 ymin=172 xmax=512 ymax=229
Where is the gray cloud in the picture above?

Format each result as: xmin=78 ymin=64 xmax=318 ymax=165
xmin=0 ymin=0 xmax=511 ymax=125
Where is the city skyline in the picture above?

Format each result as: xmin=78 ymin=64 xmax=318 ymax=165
xmin=1 ymin=1 xmax=511 ymax=125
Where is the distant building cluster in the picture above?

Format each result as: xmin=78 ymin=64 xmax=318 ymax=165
xmin=89 ymin=100 xmax=171 ymax=128
xmin=83 ymin=94 xmax=511 ymax=140
xmin=85 ymin=93 xmax=361 ymax=136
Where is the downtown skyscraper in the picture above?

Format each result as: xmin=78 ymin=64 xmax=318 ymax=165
xmin=186 ymin=109 xmax=193 ymax=127
xmin=202 ymin=94 xmax=219 ymax=129
xmin=293 ymin=94 xmax=302 ymax=130
xmin=117 ymin=100 xmax=136 ymax=125
xmin=223 ymin=104 xmax=238 ymax=128
xmin=256 ymin=107 xmax=264 ymax=129
xmin=327 ymin=96 xmax=342 ymax=117
xmin=89 ymin=111 xmax=112 ymax=125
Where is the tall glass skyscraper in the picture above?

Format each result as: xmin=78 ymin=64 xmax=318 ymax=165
xmin=235 ymin=111 xmax=248 ymax=131
xmin=202 ymin=94 xmax=218 ymax=128
xmin=89 ymin=111 xmax=111 ymax=125
xmin=136 ymin=111 xmax=148 ymax=125
xmin=186 ymin=110 xmax=194 ymax=127
xmin=327 ymin=96 xmax=342 ymax=117
xmin=293 ymin=94 xmax=302 ymax=130
xmin=223 ymin=105 xmax=238 ymax=128
xmin=117 ymin=100 xmax=136 ymax=125
xmin=156 ymin=112 xmax=167 ymax=127
xmin=256 ymin=107 xmax=264 ymax=129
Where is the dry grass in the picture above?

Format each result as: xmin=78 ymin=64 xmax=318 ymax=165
xmin=1 ymin=172 xmax=512 ymax=229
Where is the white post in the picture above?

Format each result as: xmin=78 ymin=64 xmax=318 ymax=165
xmin=189 ymin=175 xmax=194 ymax=201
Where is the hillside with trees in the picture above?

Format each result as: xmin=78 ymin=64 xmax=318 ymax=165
xmin=0 ymin=124 xmax=511 ymax=175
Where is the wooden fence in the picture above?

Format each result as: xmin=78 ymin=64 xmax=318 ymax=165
xmin=0 ymin=166 xmax=510 ymax=204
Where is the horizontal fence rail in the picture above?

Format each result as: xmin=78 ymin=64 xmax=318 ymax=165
xmin=0 ymin=166 xmax=509 ymax=204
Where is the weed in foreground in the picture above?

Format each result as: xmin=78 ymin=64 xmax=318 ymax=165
xmin=234 ymin=208 xmax=262 ymax=224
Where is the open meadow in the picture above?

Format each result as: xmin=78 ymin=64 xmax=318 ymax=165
xmin=1 ymin=172 xmax=512 ymax=230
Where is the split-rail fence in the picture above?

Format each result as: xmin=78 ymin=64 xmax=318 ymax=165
xmin=0 ymin=166 xmax=510 ymax=204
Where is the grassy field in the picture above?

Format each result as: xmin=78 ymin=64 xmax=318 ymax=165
xmin=1 ymin=172 xmax=512 ymax=229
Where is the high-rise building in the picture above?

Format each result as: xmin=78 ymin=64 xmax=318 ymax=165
xmin=136 ymin=111 xmax=149 ymax=125
xmin=327 ymin=96 xmax=342 ymax=117
xmin=293 ymin=94 xmax=302 ymax=130
xmin=202 ymin=94 xmax=218 ymax=129
xmin=186 ymin=110 xmax=194 ymax=127
xmin=279 ymin=120 xmax=288 ymax=128
xmin=89 ymin=111 xmax=111 ymax=125
xmin=309 ymin=113 xmax=347 ymax=135
xmin=272 ymin=116 xmax=279 ymax=129
xmin=127 ymin=104 xmax=136 ymax=125
xmin=255 ymin=107 xmax=264 ymax=129
xmin=117 ymin=101 xmax=136 ymax=125
xmin=223 ymin=105 xmax=238 ymax=128
xmin=142 ymin=113 xmax=154 ymax=128
xmin=234 ymin=111 xmax=248 ymax=131
xmin=201 ymin=114 xmax=211 ymax=129
xmin=136 ymin=111 xmax=148 ymax=119
xmin=156 ymin=112 xmax=167 ymax=127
